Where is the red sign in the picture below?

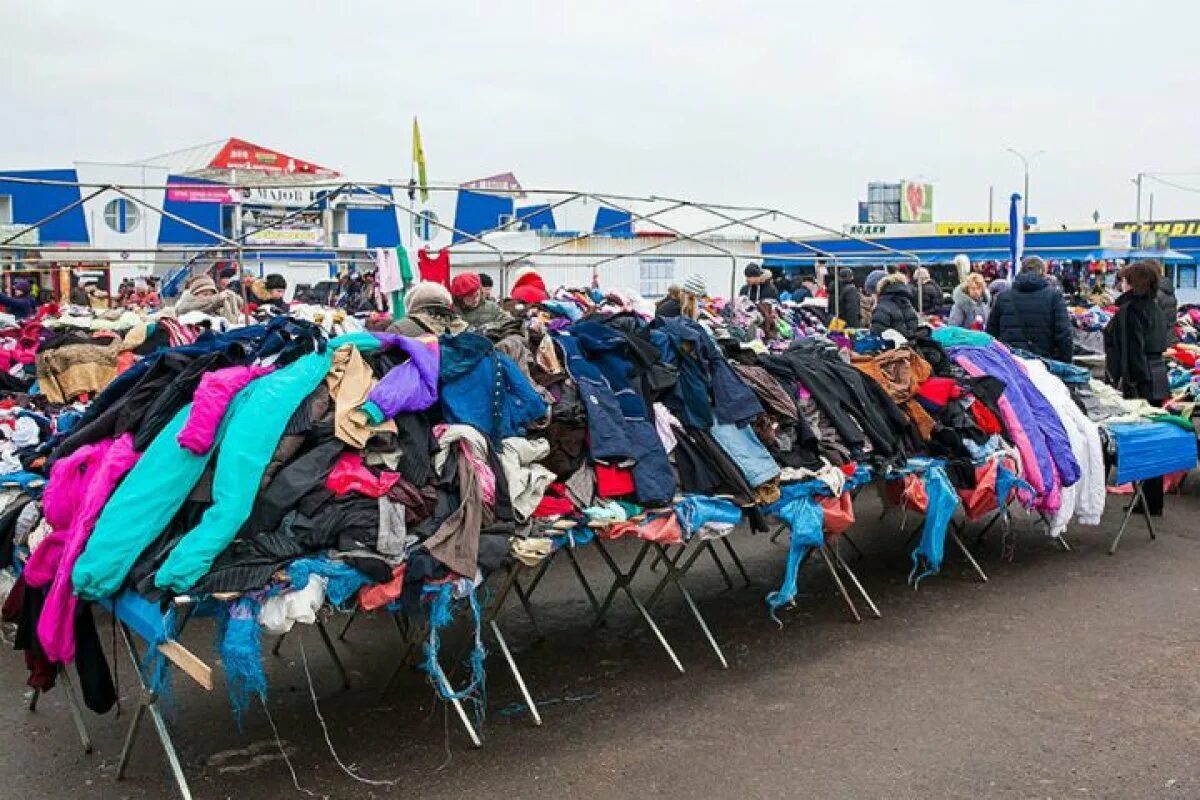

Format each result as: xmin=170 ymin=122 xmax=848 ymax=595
xmin=461 ymin=171 xmax=524 ymax=196
xmin=208 ymin=137 xmax=339 ymax=176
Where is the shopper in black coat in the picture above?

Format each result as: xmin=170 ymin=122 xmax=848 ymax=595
xmin=835 ymin=267 xmax=862 ymax=328
xmin=869 ymin=274 xmax=920 ymax=338
xmin=1104 ymin=260 xmax=1170 ymax=515
xmin=986 ymin=256 xmax=1073 ymax=362
xmin=913 ymin=267 xmax=944 ymax=314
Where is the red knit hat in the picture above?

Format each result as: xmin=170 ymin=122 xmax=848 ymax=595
xmin=510 ymin=269 xmax=548 ymax=304
xmin=450 ymin=272 xmax=482 ymax=299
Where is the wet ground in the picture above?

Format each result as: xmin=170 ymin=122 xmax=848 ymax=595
xmin=4 ymin=490 xmax=1200 ymax=799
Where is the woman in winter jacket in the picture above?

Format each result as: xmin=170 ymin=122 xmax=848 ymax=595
xmin=1104 ymin=260 xmax=1170 ymax=514
xmin=946 ymin=273 xmax=991 ymax=329
xmin=388 ymin=281 xmax=467 ymax=338
xmin=869 ymin=274 xmax=920 ymax=339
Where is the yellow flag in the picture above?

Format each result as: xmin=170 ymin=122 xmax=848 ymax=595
xmin=412 ymin=117 xmax=429 ymax=202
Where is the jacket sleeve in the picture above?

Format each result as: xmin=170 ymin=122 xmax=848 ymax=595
xmin=1123 ymin=307 xmax=1152 ymax=387
xmin=985 ymin=298 xmax=1002 ymax=338
xmin=360 ymin=336 xmax=440 ymax=424
xmin=1051 ymin=293 xmax=1074 ymax=362
xmin=177 ymin=365 xmax=273 ymax=455
xmin=947 ymin=303 xmax=964 ymax=327
xmin=842 ymin=289 xmax=862 ymax=327
xmin=869 ymin=303 xmax=889 ymax=335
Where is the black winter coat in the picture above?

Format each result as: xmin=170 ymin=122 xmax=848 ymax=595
xmin=1104 ymin=292 xmax=1169 ymax=402
xmin=838 ymin=282 xmax=863 ymax=328
xmin=870 ymin=284 xmax=920 ymax=339
xmin=985 ymin=273 xmax=1073 ymax=362
xmin=1157 ymin=282 xmax=1178 ymax=345
xmin=917 ymin=281 xmax=944 ymax=314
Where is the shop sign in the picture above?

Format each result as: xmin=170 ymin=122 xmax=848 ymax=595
xmin=1114 ymin=219 xmax=1200 ymax=237
xmin=1099 ymin=229 xmax=1134 ymax=249
xmin=245 ymin=227 xmax=326 ymax=246
xmin=842 ymin=223 xmax=934 ymax=237
xmin=0 ymin=224 xmax=39 ymax=246
xmin=209 ymin=137 xmax=338 ymax=176
xmin=232 ymin=186 xmax=321 ymax=208
xmin=461 ymin=172 xmax=525 ymax=197
xmin=935 ymin=222 xmax=1010 ymax=235
xmin=166 ymin=186 xmax=239 ymax=204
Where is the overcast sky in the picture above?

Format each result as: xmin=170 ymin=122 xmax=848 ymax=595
xmin=5 ymin=1 xmax=1200 ymax=227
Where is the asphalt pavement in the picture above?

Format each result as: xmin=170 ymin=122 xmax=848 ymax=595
xmin=4 ymin=490 xmax=1199 ymax=799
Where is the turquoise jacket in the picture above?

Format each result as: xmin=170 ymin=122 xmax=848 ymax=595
xmin=73 ymin=333 xmax=378 ymax=600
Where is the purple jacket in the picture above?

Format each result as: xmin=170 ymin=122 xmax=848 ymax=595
xmin=360 ymin=332 xmax=440 ymax=424
xmin=949 ymin=344 xmax=1080 ymax=514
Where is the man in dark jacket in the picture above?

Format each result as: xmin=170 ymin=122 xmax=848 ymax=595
xmin=1156 ymin=267 xmax=1178 ymax=345
xmin=986 ymin=256 xmax=1072 ymax=362
xmin=739 ymin=263 xmax=779 ymax=303
xmin=869 ymin=274 xmax=920 ymax=338
xmin=0 ymin=279 xmax=38 ymax=319
xmin=835 ymin=267 xmax=862 ymax=327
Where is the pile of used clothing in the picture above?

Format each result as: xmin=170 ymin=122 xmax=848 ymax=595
xmin=0 ymin=278 xmax=1147 ymax=725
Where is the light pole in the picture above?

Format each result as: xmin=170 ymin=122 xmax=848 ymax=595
xmin=1006 ymin=148 xmax=1045 ymax=223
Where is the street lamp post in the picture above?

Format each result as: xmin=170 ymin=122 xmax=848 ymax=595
xmin=1006 ymin=148 xmax=1045 ymax=223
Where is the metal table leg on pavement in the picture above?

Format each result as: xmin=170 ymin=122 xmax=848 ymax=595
xmin=115 ymin=623 xmax=193 ymax=800
xmin=1109 ymin=480 xmax=1157 ymax=555
xmin=643 ymin=538 xmax=729 ymax=669
xmin=28 ymin=666 xmax=94 ymax=754
xmin=482 ymin=563 xmax=542 ymax=726
xmin=377 ymin=614 xmax=483 ymax=748
xmin=590 ymin=537 xmax=684 ymax=673
xmin=830 ymin=537 xmax=881 ymax=619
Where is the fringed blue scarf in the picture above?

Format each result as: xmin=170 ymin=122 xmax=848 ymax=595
xmin=764 ymin=485 xmax=825 ymax=626
xmin=421 ymin=582 xmax=487 ymax=723
xmin=217 ymin=595 xmax=266 ymax=727
xmin=909 ymin=464 xmax=962 ymax=586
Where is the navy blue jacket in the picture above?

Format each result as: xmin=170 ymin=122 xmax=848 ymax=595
xmin=986 ymin=273 xmax=1073 ymax=362
xmin=439 ymin=333 xmax=548 ymax=443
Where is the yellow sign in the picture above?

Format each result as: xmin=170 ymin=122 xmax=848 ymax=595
xmin=1115 ymin=219 xmax=1200 ymax=237
xmin=936 ymin=222 xmax=1010 ymax=235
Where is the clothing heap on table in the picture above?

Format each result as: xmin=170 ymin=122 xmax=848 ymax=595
xmin=1 ymin=283 xmax=1162 ymax=719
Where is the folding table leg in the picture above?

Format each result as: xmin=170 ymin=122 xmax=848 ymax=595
xmin=562 ymin=546 xmax=603 ymax=619
xmin=337 ymin=609 xmax=358 ymax=640
xmin=481 ymin=565 xmax=542 ymax=726
xmin=949 ymin=529 xmax=989 ymax=582
xmin=488 ymin=620 xmax=542 ymax=726
xmin=377 ymin=615 xmax=418 ymax=702
xmin=115 ymin=624 xmax=193 ymax=800
xmin=316 ymin=619 xmax=351 ymax=691
xmin=704 ymin=542 xmax=735 ymax=591
xmin=720 ymin=537 xmax=753 ymax=587
xmin=590 ymin=538 xmax=684 ymax=673
xmin=647 ymin=542 xmax=729 ymax=669
xmin=59 ymin=668 xmax=94 ymax=754
xmin=818 ymin=545 xmax=861 ymax=623
xmin=839 ymin=532 xmax=865 ymax=561
xmin=1104 ymin=482 xmax=1152 ymax=556
xmin=832 ymin=540 xmax=881 ymax=619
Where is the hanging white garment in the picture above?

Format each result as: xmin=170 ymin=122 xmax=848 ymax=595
xmin=1021 ymin=359 xmax=1106 ymax=534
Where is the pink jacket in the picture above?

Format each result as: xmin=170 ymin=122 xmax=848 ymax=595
xmin=177 ymin=364 xmax=274 ymax=455
xmin=24 ymin=434 xmax=140 ymax=664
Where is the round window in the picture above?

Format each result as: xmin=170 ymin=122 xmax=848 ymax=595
xmin=414 ymin=210 xmax=438 ymax=242
xmin=103 ymin=198 xmax=141 ymax=234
